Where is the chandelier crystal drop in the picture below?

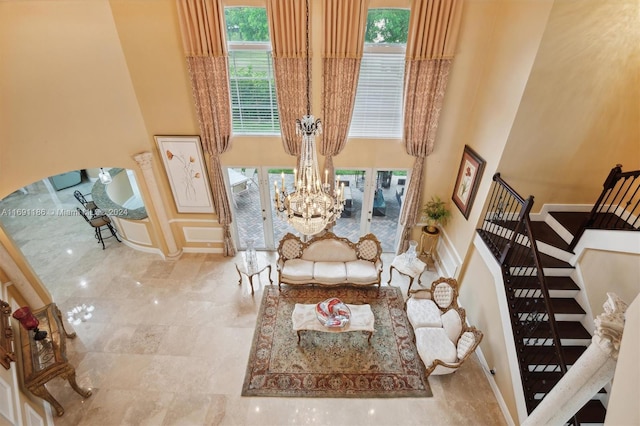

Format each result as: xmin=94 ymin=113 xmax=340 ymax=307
xmin=272 ymin=0 xmax=345 ymax=236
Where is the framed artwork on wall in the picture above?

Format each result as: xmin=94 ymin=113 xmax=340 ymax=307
xmin=155 ymin=136 xmax=214 ymax=214
xmin=452 ymin=145 xmax=486 ymax=219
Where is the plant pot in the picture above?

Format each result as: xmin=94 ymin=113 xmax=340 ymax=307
xmin=422 ymin=225 xmax=440 ymax=235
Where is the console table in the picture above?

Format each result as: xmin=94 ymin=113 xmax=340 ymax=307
xmin=16 ymin=303 xmax=92 ymax=416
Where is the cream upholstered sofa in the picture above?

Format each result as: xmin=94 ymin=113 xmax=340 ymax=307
xmin=276 ymin=231 xmax=383 ymax=290
xmin=406 ymin=277 xmax=483 ymax=375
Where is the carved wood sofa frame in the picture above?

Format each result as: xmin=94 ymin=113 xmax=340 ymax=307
xmin=276 ymin=231 xmax=383 ymax=290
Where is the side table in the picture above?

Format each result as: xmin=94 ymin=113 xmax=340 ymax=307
xmin=16 ymin=303 xmax=91 ymax=416
xmin=235 ymin=254 xmax=273 ymax=295
xmin=388 ymin=253 xmax=427 ymax=295
xmin=420 ymin=227 xmax=440 ymax=270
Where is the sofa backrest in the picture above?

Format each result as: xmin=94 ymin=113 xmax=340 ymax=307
xmin=302 ymin=238 xmax=357 ymax=262
xmin=277 ymin=231 xmax=382 ymax=263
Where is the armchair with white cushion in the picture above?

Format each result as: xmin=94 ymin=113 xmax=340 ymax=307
xmin=405 ymin=277 xmax=483 ymax=376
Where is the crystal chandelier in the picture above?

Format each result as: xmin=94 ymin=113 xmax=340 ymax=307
xmin=273 ymin=0 xmax=345 ymax=236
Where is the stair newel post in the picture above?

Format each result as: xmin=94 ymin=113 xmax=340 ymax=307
xmin=568 ymin=164 xmax=623 ymax=251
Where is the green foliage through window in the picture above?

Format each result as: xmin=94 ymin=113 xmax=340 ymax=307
xmin=225 ymin=7 xmax=280 ymax=134
xmin=224 ymin=7 xmax=269 ymax=42
xmin=364 ymin=9 xmax=410 ymax=44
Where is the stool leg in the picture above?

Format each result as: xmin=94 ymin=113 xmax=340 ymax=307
xmin=94 ymin=227 xmax=105 ymax=249
xmin=107 ymin=223 xmax=121 ymax=242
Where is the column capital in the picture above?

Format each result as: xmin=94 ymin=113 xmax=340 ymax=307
xmin=593 ymin=292 xmax=628 ymax=360
xmin=133 ymin=152 xmax=154 ymax=170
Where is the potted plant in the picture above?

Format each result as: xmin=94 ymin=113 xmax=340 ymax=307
xmin=421 ymin=196 xmax=451 ymax=234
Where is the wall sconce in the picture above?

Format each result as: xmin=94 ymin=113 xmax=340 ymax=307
xmin=99 ymin=168 xmax=112 ymax=185
xmin=12 ymin=307 xmax=47 ymax=341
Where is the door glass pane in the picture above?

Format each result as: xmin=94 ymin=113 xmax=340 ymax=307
xmin=228 ymin=167 xmax=265 ymax=249
xmin=332 ymin=170 xmax=366 ymax=241
xmin=369 ymin=170 xmax=406 ymax=252
xmin=268 ymin=168 xmax=297 ymax=244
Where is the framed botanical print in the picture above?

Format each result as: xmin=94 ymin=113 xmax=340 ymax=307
xmin=155 ymin=136 xmax=214 ymax=214
xmin=452 ymin=145 xmax=486 ymax=219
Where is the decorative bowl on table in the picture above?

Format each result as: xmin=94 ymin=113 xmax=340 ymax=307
xmin=315 ymin=298 xmax=351 ymax=328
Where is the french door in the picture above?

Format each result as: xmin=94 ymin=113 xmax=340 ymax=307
xmin=331 ymin=168 xmax=409 ymax=252
xmin=227 ymin=166 xmax=408 ymax=252
xmin=226 ymin=166 xmax=297 ymax=251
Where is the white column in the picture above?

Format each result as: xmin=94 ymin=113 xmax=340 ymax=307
xmin=133 ymin=152 xmax=182 ymax=260
xmin=522 ymin=293 xmax=628 ymax=426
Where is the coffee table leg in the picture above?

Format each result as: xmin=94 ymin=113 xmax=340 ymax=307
xmin=267 ymin=265 xmax=273 ymax=285
xmin=367 ymin=331 xmax=372 ymax=345
xmin=296 ymin=330 xmax=301 ymax=344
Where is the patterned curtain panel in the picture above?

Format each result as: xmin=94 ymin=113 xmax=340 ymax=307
xmin=398 ymin=0 xmax=463 ymax=253
xmin=177 ymin=0 xmax=235 ymax=256
xmin=320 ymin=0 xmax=369 ymax=182
xmin=266 ymin=0 xmax=308 ymax=156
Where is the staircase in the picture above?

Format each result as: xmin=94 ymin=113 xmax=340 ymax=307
xmin=476 ymin=165 xmax=640 ymax=424
xmin=524 ymin=211 xmax=608 ymax=423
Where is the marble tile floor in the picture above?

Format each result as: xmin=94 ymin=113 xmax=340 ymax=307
xmin=0 ymin=181 xmax=507 ymax=426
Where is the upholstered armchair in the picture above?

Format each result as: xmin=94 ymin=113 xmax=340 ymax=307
xmin=405 ymin=277 xmax=459 ymax=329
xmin=405 ymin=277 xmax=483 ymax=376
xmin=413 ymin=305 xmax=484 ymax=375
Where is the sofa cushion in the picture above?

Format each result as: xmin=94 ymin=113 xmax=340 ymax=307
xmin=345 ymin=260 xmax=378 ymax=284
xmin=406 ymin=298 xmax=442 ymax=329
xmin=441 ymin=308 xmax=463 ymax=343
xmin=415 ymin=327 xmax=458 ymax=368
xmin=281 ymin=259 xmax=314 ymax=281
xmin=313 ymin=261 xmax=347 ymax=284
xmin=302 ymin=239 xmax=358 ymax=262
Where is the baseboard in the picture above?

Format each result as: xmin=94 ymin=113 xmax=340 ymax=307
xmin=474 ymin=346 xmax=517 ymax=426
xmin=120 ymin=240 xmax=165 ymax=259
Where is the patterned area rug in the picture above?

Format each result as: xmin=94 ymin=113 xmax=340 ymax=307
xmin=242 ymin=286 xmax=432 ymax=398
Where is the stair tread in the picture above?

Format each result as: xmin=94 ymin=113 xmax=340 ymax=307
xmin=523 ymin=321 xmax=591 ymax=340
xmin=529 ymin=221 xmax=570 ymax=251
xmin=575 ymin=399 xmax=607 ymax=424
xmin=522 ymin=345 xmax=588 ymax=365
xmin=509 ymin=276 xmax=580 ymax=291
xmin=515 ymin=298 xmax=585 ymax=314
xmin=548 ymin=212 xmax=590 ymax=236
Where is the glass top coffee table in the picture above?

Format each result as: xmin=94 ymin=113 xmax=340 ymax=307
xmin=291 ymin=303 xmax=375 ymax=344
